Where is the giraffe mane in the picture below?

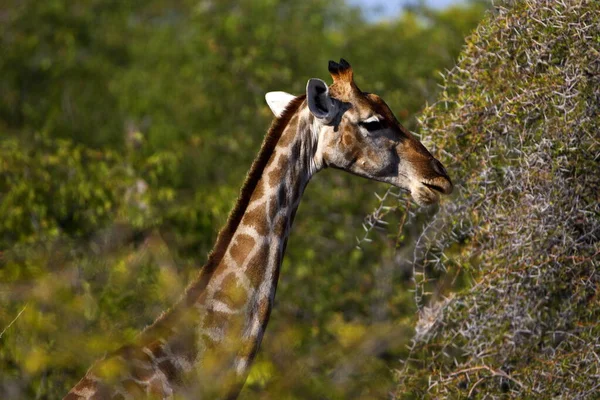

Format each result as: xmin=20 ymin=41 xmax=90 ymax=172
xmin=138 ymin=94 xmax=307 ymax=342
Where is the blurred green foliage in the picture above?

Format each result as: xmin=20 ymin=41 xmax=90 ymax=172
xmin=0 ymin=0 xmax=488 ymax=398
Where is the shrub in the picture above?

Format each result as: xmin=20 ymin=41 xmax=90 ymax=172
xmin=391 ymin=1 xmax=600 ymax=398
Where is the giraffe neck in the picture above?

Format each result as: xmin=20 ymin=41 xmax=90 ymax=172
xmin=192 ymin=103 xmax=319 ymax=395
xmin=64 ymin=99 xmax=323 ymax=399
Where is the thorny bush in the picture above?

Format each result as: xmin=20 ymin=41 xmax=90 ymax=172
xmin=371 ymin=0 xmax=600 ymax=398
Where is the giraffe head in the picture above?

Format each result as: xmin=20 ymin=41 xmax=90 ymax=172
xmin=266 ymin=59 xmax=453 ymax=205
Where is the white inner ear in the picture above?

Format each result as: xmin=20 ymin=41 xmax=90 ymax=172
xmin=265 ymin=91 xmax=296 ymax=117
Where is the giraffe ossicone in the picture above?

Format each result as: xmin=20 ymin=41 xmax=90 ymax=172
xmin=65 ymin=59 xmax=452 ymax=400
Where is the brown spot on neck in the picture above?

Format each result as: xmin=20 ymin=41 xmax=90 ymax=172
xmin=241 ymin=203 xmax=269 ymax=236
xmin=244 ymin=244 xmax=270 ymax=288
xmin=228 ymin=234 xmax=256 ymax=266
xmin=278 ymin=115 xmax=298 ymax=147
xmin=267 ymin=154 xmax=289 ymax=187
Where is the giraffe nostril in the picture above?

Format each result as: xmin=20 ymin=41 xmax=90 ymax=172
xmin=430 ymin=158 xmax=448 ymax=178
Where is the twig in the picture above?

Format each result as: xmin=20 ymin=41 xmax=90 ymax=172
xmin=0 ymin=303 xmax=28 ymax=339
xmin=468 ymin=376 xmax=488 ymax=397
xmin=447 ymin=365 xmax=525 ymax=389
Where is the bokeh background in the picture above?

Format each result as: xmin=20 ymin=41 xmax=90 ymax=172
xmin=7 ymin=1 xmax=596 ymax=399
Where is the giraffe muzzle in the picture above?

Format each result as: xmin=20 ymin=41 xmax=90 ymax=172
xmin=412 ymin=160 xmax=453 ymax=205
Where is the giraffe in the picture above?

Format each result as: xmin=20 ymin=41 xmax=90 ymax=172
xmin=65 ymin=59 xmax=453 ymax=399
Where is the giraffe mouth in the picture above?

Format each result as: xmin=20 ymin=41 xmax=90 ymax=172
xmin=413 ymin=186 xmax=440 ymax=206
xmin=422 ymin=182 xmax=451 ymax=195
xmin=421 ymin=175 xmax=453 ymax=195
xmin=411 ymin=179 xmax=453 ymax=206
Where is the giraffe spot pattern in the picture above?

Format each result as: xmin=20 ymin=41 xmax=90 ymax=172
xmin=228 ymin=234 xmax=256 ymax=265
xmin=158 ymin=359 xmax=178 ymax=382
xmin=241 ymin=205 xmax=269 ymax=236
xmin=267 ymin=154 xmax=288 ymax=187
xmin=131 ymin=362 xmax=154 ymax=382
xmin=243 ymin=244 xmax=271 ymax=289
xmin=249 ymin=178 xmax=266 ymax=202
xmin=121 ymin=379 xmax=146 ymax=397
xmin=277 ymin=116 xmax=297 ymax=147
xmin=212 ymin=273 xmax=250 ymax=313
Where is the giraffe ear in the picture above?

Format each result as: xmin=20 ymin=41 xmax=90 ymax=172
xmin=306 ymin=78 xmax=339 ymax=124
xmin=265 ymin=91 xmax=296 ymax=118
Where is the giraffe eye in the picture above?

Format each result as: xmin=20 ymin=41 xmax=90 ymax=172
xmin=360 ymin=118 xmax=384 ymax=133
